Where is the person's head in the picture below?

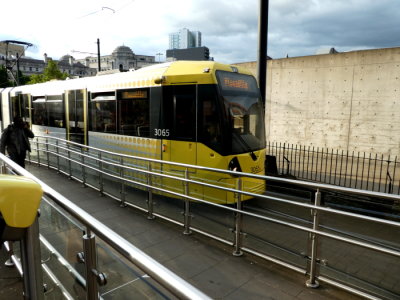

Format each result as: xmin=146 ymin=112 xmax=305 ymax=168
xmin=13 ymin=116 xmax=24 ymax=128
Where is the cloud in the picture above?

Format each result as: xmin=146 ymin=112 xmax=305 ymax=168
xmin=1 ymin=0 xmax=400 ymax=63
xmin=268 ymin=0 xmax=400 ymax=57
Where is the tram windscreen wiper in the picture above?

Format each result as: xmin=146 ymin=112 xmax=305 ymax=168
xmin=233 ymin=130 xmax=258 ymax=161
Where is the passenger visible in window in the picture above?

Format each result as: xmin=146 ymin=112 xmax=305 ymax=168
xmin=0 ymin=116 xmax=34 ymax=168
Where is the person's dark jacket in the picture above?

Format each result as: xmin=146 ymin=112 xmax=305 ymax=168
xmin=0 ymin=123 xmax=34 ymax=156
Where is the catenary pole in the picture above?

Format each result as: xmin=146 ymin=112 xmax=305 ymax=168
xmin=257 ymin=0 xmax=269 ymax=104
xmin=97 ymin=38 xmax=101 ymax=72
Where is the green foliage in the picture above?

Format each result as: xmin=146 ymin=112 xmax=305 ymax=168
xmin=27 ymin=60 xmax=68 ymax=84
xmin=18 ymin=70 xmax=31 ymax=86
xmin=28 ymin=73 xmax=46 ymax=84
xmin=0 ymin=65 xmax=13 ymax=87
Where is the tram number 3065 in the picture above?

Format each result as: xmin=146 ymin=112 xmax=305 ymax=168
xmin=154 ymin=128 xmax=170 ymax=137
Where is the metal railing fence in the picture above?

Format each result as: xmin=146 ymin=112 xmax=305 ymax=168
xmin=14 ymin=136 xmax=400 ymax=299
xmin=0 ymin=153 xmax=211 ymax=300
xmin=267 ymin=141 xmax=400 ymax=195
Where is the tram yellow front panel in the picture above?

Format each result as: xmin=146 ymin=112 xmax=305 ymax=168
xmin=196 ymin=144 xmax=266 ymax=204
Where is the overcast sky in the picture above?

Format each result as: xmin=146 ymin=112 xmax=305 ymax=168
xmin=1 ymin=0 xmax=400 ymax=64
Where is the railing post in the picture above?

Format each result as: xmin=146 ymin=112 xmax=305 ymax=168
xmin=27 ymin=145 xmax=31 ymax=165
xmin=147 ymin=162 xmax=154 ymax=220
xmin=20 ymin=215 xmax=45 ymax=300
xmin=81 ymin=147 xmax=86 ymax=187
xmin=46 ymin=137 xmax=50 ymax=168
xmin=1 ymin=161 xmax=7 ymax=174
xmin=83 ymin=230 xmax=101 ymax=300
xmin=306 ymin=189 xmax=321 ymax=288
xmin=120 ymin=156 xmax=126 ymax=207
xmin=233 ymin=177 xmax=243 ymax=257
xmin=36 ymin=136 xmax=41 ymax=166
xmin=56 ymin=139 xmax=60 ymax=173
xmin=98 ymin=152 xmax=104 ymax=196
xmin=67 ymin=143 xmax=72 ymax=179
xmin=183 ymin=168 xmax=192 ymax=235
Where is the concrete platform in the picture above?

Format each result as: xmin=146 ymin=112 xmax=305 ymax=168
xmin=0 ymin=245 xmax=23 ymax=299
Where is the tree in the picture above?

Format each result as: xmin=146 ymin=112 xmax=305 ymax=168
xmin=28 ymin=60 xmax=68 ymax=84
xmin=0 ymin=65 xmax=13 ymax=87
xmin=17 ymin=70 xmax=31 ymax=85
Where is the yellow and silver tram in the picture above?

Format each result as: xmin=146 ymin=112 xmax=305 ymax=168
xmin=0 ymin=61 xmax=266 ymax=204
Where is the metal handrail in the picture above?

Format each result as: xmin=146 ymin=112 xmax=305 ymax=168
xmin=35 ymin=136 xmax=400 ymax=228
xmin=37 ymin=136 xmax=400 ymax=201
xmin=0 ymin=153 xmax=211 ymax=300
xmin=22 ymin=136 xmax=400 ymax=299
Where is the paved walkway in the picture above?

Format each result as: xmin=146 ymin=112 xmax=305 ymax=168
xmin=27 ymin=165 xmax=366 ymax=300
xmin=1 ymin=163 xmax=363 ymax=299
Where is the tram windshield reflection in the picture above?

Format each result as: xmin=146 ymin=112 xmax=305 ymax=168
xmin=216 ymin=71 xmax=265 ymax=154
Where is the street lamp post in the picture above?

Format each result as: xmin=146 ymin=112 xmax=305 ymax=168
xmin=156 ymin=52 xmax=163 ymax=63
xmin=97 ymin=38 xmax=101 ymax=71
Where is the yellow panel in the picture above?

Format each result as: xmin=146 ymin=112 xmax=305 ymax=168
xmin=162 ymin=61 xmax=253 ymax=86
xmin=0 ymin=175 xmax=43 ymax=228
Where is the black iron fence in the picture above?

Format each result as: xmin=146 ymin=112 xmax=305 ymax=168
xmin=266 ymin=142 xmax=400 ymax=195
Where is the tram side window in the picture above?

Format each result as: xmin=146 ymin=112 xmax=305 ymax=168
xmin=47 ymin=95 xmax=65 ymax=128
xmin=76 ymin=91 xmax=84 ymax=123
xmin=32 ymin=97 xmax=47 ymax=125
xmin=68 ymin=90 xmax=85 ymax=126
xmin=118 ymin=89 xmax=150 ymax=137
xmin=11 ymin=94 xmax=30 ymax=122
xmin=68 ymin=90 xmax=76 ymax=125
xmin=89 ymin=92 xmax=117 ymax=133
xmin=32 ymin=95 xmax=65 ymax=127
xmin=11 ymin=96 xmax=20 ymax=119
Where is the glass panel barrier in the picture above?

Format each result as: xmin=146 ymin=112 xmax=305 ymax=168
xmin=96 ymin=240 xmax=176 ymax=299
xmin=39 ymin=199 xmax=86 ymax=299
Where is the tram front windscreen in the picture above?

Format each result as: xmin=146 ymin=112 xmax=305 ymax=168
xmin=216 ymin=71 xmax=266 ymax=155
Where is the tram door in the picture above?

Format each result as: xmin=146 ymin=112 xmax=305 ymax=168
xmin=66 ymin=89 xmax=87 ymax=144
xmin=161 ymin=85 xmax=200 ymax=196
xmin=11 ymin=93 xmax=31 ymax=122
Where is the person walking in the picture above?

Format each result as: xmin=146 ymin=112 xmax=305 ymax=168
xmin=0 ymin=116 xmax=34 ymax=168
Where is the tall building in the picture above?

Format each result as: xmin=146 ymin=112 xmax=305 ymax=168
xmin=169 ymin=28 xmax=202 ymax=49
xmin=166 ymin=47 xmax=210 ymax=61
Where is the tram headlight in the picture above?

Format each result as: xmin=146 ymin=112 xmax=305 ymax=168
xmin=228 ymin=157 xmax=242 ymax=172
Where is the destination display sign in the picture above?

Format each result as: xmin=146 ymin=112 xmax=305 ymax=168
xmin=216 ymin=71 xmax=258 ymax=93
xmin=121 ymin=89 xmax=148 ymax=99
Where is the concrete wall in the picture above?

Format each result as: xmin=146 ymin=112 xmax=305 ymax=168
xmin=236 ymin=47 xmax=400 ymax=157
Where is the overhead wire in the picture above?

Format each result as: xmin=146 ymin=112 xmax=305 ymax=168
xmin=76 ymin=0 xmax=135 ymax=20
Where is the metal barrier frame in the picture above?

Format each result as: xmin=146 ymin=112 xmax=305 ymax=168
xmin=1 ymin=152 xmax=211 ymax=300
xmin=7 ymin=136 xmax=400 ymax=300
